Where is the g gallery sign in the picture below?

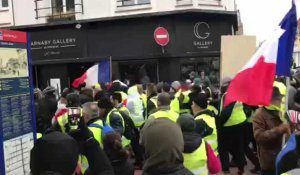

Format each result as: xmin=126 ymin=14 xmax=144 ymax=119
xmin=193 ymin=22 xmax=213 ymax=49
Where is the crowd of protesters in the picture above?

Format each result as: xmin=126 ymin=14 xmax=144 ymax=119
xmin=30 ymin=69 xmax=300 ymax=175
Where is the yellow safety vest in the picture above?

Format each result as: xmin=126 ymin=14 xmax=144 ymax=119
xmin=57 ymin=113 xmax=69 ymax=133
xmin=224 ymin=102 xmax=247 ymax=127
xmin=207 ymin=104 xmax=219 ymax=116
xmin=57 ymin=108 xmax=83 ymax=133
xmin=36 ymin=133 xmax=42 ymax=139
xmin=149 ymin=96 xmax=158 ymax=108
xmin=149 ymin=109 xmax=179 ymax=123
xmin=220 ymin=93 xmax=247 ymax=127
xmin=170 ymin=90 xmax=191 ymax=114
xmin=140 ymin=93 xmax=147 ymax=110
xmin=274 ymin=81 xmax=286 ymax=117
xmin=81 ymin=119 xmax=104 ymax=173
xmin=119 ymin=106 xmax=130 ymax=117
xmin=183 ymin=140 xmax=208 ymax=175
xmin=195 ymin=113 xmax=218 ymax=152
xmin=88 ymin=119 xmax=104 ymax=146
xmin=106 ymin=108 xmax=131 ymax=147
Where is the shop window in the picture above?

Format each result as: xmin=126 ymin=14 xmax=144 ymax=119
xmin=52 ymin=0 xmax=74 ymax=14
xmin=1 ymin=0 xmax=8 ymax=8
xmin=117 ymin=0 xmax=151 ymax=7
xmin=180 ymin=57 xmax=220 ymax=87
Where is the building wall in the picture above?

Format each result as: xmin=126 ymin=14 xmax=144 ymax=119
xmin=0 ymin=0 xmax=236 ymax=28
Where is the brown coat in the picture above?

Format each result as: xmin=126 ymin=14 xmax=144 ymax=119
xmin=253 ymin=107 xmax=284 ymax=171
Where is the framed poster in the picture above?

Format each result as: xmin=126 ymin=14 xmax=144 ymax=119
xmin=0 ymin=29 xmax=35 ymax=175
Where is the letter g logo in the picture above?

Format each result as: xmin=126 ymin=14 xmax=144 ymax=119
xmin=194 ymin=22 xmax=210 ymax=39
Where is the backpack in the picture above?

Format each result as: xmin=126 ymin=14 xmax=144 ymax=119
xmin=89 ymin=121 xmax=115 ymax=141
xmin=118 ymin=110 xmax=137 ymax=140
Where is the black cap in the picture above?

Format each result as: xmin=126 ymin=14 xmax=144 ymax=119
xmin=30 ymin=131 xmax=79 ymax=175
xmin=177 ymin=113 xmax=196 ymax=132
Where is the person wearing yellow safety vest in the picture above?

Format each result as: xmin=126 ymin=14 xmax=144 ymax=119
xmin=253 ymin=87 xmax=291 ymax=175
xmin=203 ymin=85 xmax=219 ymax=117
xmin=170 ymin=88 xmax=192 ymax=115
xmin=274 ymin=79 xmax=287 ymax=116
xmin=126 ymin=86 xmax=145 ymax=128
xmin=137 ymin=84 xmax=147 ymax=112
xmin=177 ymin=114 xmax=221 ymax=175
xmin=147 ymin=92 xmax=179 ymax=123
xmin=146 ymin=83 xmax=158 ymax=117
xmin=218 ymin=88 xmax=247 ymax=174
xmin=97 ymin=97 xmax=125 ymax=137
xmin=190 ymin=92 xmax=218 ymax=153
xmin=80 ymin=102 xmax=105 ymax=173
xmin=111 ymin=91 xmax=144 ymax=169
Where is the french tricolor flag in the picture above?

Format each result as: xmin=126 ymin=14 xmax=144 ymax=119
xmin=72 ymin=61 xmax=111 ymax=88
xmin=224 ymin=1 xmax=297 ymax=107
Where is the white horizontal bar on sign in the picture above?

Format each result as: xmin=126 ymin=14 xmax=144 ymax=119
xmin=156 ymin=35 xmax=168 ymax=38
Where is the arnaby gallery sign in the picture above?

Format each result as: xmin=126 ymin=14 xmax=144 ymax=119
xmin=30 ymin=29 xmax=84 ymax=61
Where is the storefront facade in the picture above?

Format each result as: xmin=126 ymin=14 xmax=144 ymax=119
xmin=26 ymin=11 xmax=237 ymax=89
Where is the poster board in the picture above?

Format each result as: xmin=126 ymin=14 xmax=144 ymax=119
xmin=220 ymin=35 xmax=257 ymax=82
xmin=0 ymin=29 xmax=35 ymax=175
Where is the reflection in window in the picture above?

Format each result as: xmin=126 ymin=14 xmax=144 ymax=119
xmin=2 ymin=0 xmax=8 ymax=7
xmin=66 ymin=0 xmax=75 ymax=12
xmin=180 ymin=57 xmax=220 ymax=87
xmin=117 ymin=0 xmax=151 ymax=7
xmin=52 ymin=0 xmax=63 ymax=14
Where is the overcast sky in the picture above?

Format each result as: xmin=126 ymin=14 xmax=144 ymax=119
xmin=236 ymin=0 xmax=300 ymax=43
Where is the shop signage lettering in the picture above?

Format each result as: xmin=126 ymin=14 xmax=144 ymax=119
xmin=31 ymin=38 xmax=76 ymax=47
xmin=193 ymin=22 xmax=213 ymax=49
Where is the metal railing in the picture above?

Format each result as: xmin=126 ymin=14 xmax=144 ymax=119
xmin=116 ymin=0 xmax=151 ymax=7
xmin=34 ymin=0 xmax=84 ymax=20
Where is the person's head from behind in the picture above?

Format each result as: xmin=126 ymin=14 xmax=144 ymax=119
xmin=271 ymin=87 xmax=283 ymax=107
xmin=162 ymin=82 xmax=171 ymax=93
xmin=190 ymin=85 xmax=201 ymax=94
xmin=156 ymin=82 xmax=164 ymax=93
xmin=30 ymin=131 xmax=79 ymax=175
xmin=141 ymin=118 xmax=184 ymax=169
xmin=103 ymin=132 xmax=129 ymax=160
xmin=110 ymin=81 xmax=122 ymax=92
xmin=177 ymin=113 xmax=196 ymax=133
xmin=191 ymin=93 xmax=208 ymax=114
xmin=66 ymin=93 xmax=81 ymax=108
xmin=146 ymin=83 xmax=157 ymax=97
xmin=82 ymin=102 xmax=99 ymax=124
xmin=157 ymin=92 xmax=171 ymax=107
xmin=60 ymin=88 xmax=74 ymax=104
xmin=111 ymin=92 xmax=122 ymax=107
xmin=98 ymin=97 xmax=114 ymax=119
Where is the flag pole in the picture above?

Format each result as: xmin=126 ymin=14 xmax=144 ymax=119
xmin=285 ymin=76 xmax=290 ymax=112
xmin=109 ymin=56 xmax=112 ymax=82
xmin=282 ymin=76 xmax=290 ymax=147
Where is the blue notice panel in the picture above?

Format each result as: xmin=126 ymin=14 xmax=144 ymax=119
xmin=0 ymin=30 xmax=35 ymax=175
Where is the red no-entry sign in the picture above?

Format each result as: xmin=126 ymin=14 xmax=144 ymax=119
xmin=154 ymin=27 xmax=169 ymax=46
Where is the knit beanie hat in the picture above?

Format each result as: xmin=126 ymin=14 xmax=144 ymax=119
xmin=30 ymin=131 xmax=79 ymax=175
xmin=177 ymin=113 xmax=196 ymax=132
